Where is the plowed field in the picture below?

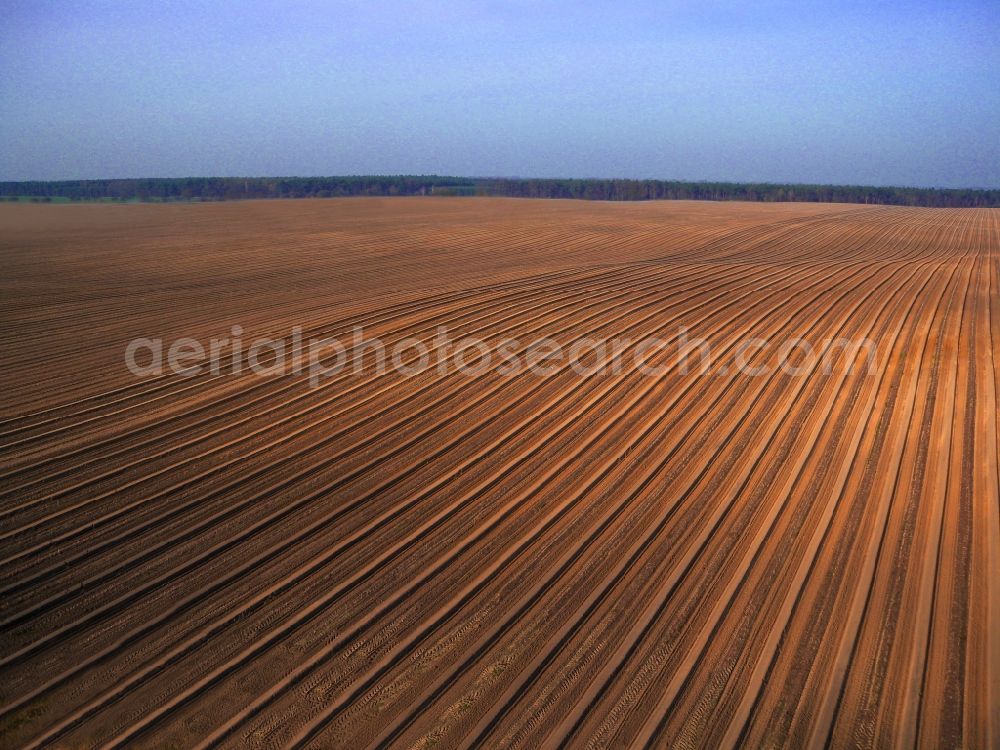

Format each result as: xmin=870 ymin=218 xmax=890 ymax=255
xmin=1 ymin=198 xmax=997 ymax=748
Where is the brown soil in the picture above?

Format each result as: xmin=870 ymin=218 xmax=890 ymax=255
xmin=0 ymin=198 xmax=996 ymax=749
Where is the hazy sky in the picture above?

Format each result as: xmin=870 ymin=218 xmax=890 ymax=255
xmin=1 ymin=0 xmax=997 ymax=187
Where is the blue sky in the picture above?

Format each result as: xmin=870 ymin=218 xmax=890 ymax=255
xmin=1 ymin=0 xmax=997 ymax=186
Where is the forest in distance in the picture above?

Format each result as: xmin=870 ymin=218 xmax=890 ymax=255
xmin=2 ymin=175 xmax=999 ymax=207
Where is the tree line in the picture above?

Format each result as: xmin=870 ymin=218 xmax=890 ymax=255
xmin=1 ymin=176 xmax=997 ymax=207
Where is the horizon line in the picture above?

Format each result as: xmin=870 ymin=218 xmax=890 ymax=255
xmin=2 ymin=175 xmax=999 ymax=192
